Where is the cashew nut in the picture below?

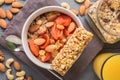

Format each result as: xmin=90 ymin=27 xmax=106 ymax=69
xmin=61 ymin=2 xmax=70 ymax=9
xmin=6 ymin=58 xmax=14 ymax=68
xmin=16 ymin=70 xmax=26 ymax=77
xmin=16 ymin=76 xmax=24 ymax=80
xmin=6 ymin=69 xmax=14 ymax=80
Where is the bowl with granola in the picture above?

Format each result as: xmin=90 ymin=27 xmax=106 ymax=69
xmin=22 ymin=6 xmax=93 ymax=75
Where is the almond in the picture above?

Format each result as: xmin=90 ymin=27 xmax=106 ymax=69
xmin=68 ymin=22 xmax=76 ymax=33
xmin=70 ymin=9 xmax=79 ymax=15
xmin=0 ymin=63 xmax=5 ymax=72
xmin=6 ymin=10 xmax=13 ymax=20
xmin=29 ymin=25 xmax=39 ymax=33
xmin=27 ymin=76 xmax=33 ymax=80
xmin=34 ymin=38 xmax=46 ymax=46
xmin=56 ymin=24 xmax=64 ymax=30
xmin=0 ymin=8 xmax=6 ymax=18
xmin=84 ymin=0 xmax=90 ymax=8
xmin=45 ymin=22 xmax=54 ymax=28
xmin=0 ymin=19 xmax=7 ymax=29
xmin=0 ymin=51 xmax=5 ymax=62
xmin=10 ymin=8 xmax=19 ymax=14
xmin=45 ymin=45 xmax=57 ymax=52
xmin=79 ymin=5 xmax=86 ymax=16
xmin=13 ymin=61 xmax=21 ymax=71
xmin=12 ymin=2 xmax=23 ymax=8
xmin=0 ymin=0 xmax=4 ymax=5
xmin=5 ymin=0 xmax=14 ymax=4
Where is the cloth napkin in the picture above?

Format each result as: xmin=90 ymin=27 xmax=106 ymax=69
xmin=0 ymin=0 xmax=104 ymax=80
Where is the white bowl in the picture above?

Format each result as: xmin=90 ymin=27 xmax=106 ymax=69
xmin=22 ymin=6 xmax=83 ymax=70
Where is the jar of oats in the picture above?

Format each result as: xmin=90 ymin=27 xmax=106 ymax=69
xmin=86 ymin=0 xmax=120 ymax=44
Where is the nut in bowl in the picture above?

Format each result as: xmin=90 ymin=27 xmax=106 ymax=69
xmin=22 ymin=6 xmax=93 ymax=75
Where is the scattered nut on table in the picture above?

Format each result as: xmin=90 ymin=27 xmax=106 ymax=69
xmin=16 ymin=76 xmax=24 ymax=80
xmin=16 ymin=70 xmax=26 ymax=77
xmin=70 ymin=9 xmax=79 ymax=16
xmin=61 ymin=2 xmax=70 ymax=9
xmin=12 ymin=2 xmax=23 ymax=8
xmin=75 ymin=0 xmax=85 ymax=3
xmin=0 ymin=51 xmax=5 ymax=62
xmin=6 ymin=58 xmax=14 ymax=68
xmin=27 ymin=76 xmax=33 ymax=80
xmin=13 ymin=61 xmax=21 ymax=71
xmin=6 ymin=69 xmax=14 ymax=80
xmin=0 ymin=19 xmax=7 ymax=29
xmin=6 ymin=10 xmax=13 ymax=20
xmin=0 ymin=63 xmax=5 ymax=72
xmin=5 ymin=0 xmax=14 ymax=4
xmin=84 ymin=0 xmax=90 ymax=8
xmin=0 ymin=0 xmax=4 ymax=5
xmin=79 ymin=5 xmax=86 ymax=16
xmin=10 ymin=8 xmax=20 ymax=14
xmin=0 ymin=8 xmax=6 ymax=19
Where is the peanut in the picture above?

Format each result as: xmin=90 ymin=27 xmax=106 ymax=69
xmin=79 ymin=5 xmax=86 ymax=16
xmin=57 ymin=24 xmax=64 ymax=30
xmin=34 ymin=38 xmax=46 ymax=45
xmin=39 ymin=50 xmax=46 ymax=56
xmin=45 ymin=22 xmax=54 ymax=28
xmin=45 ymin=45 xmax=57 ymax=53
xmin=68 ymin=22 xmax=76 ymax=33
xmin=37 ymin=26 xmax=47 ymax=35
xmin=0 ymin=8 xmax=6 ymax=18
xmin=36 ymin=19 xmax=43 ymax=26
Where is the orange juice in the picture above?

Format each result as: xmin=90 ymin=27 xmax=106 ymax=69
xmin=93 ymin=53 xmax=120 ymax=80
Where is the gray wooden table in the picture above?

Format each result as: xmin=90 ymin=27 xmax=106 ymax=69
xmin=0 ymin=0 xmax=120 ymax=80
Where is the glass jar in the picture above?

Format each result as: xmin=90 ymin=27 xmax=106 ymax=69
xmin=86 ymin=0 xmax=120 ymax=44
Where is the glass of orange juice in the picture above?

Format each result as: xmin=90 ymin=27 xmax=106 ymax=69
xmin=93 ymin=53 xmax=120 ymax=80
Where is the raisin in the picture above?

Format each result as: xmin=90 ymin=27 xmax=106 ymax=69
xmin=110 ymin=7 xmax=115 ymax=12
xmin=103 ymin=18 xmax=110 ymax=23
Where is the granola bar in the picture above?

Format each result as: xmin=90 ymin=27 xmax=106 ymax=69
xmin=51 ymin=27 xmax=93 ymax=76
